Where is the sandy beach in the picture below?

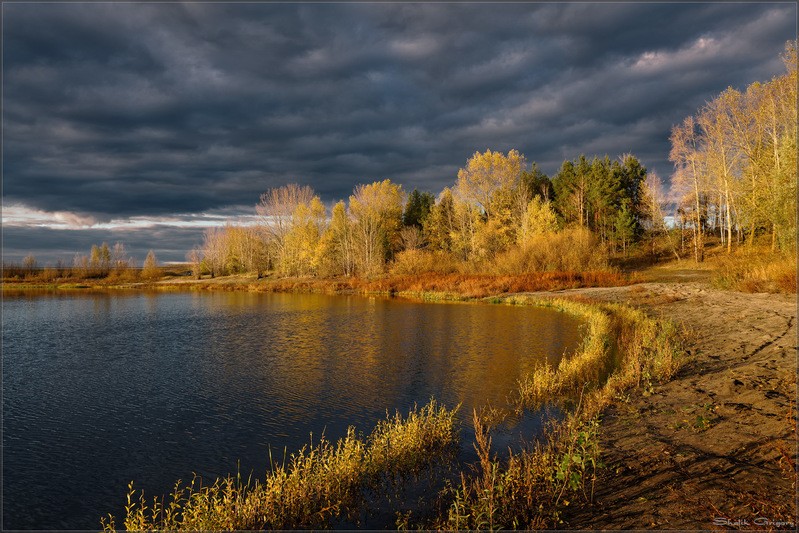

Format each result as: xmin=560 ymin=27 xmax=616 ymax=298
xmin=526 ymin=281 xmax=797 ymax=529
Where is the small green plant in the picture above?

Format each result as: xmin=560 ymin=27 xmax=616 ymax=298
xmin=692 ymin=414 xmax=712 ymax=431
xmin=555 ymin=417 xmax=603 ymax=504
xmin=641 ymin=370 xmax=656 ymax=396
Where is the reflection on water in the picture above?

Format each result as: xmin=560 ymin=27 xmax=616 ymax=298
xmin=2 ymin=290 xmax=582 ymax=529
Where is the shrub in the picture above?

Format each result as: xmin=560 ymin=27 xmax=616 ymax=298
xmin=389 ymin=249 xmax=461 ymax=276
xmin=491 ymin=227 xmax=609 ymax=275
xmin=141 ymin=250 xmax=161 ymax=281
xmin=36 ymin=267 xmax=60 ymax=282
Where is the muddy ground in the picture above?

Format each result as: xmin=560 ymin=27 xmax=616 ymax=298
xmin=526 ymin=281 xmax=796 ymax=530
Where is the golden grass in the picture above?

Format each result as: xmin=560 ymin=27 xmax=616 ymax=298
xmin=428 ymin=295 xmax=687 ymax=529
xmin=704 ymin=247 xmax=796 ymax=294
xmin=361 ymin=270 xmax=635 ymax=299
xmin=440 ymin=407 xmax=603 ymax=530
xmin=102 ymin=400 xmax=458 ymax=531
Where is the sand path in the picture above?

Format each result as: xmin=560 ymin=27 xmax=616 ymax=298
xmin=523 ymin=282 xmax=796 ymax=529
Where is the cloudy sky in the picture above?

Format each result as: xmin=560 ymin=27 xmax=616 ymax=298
xmin=3 ymin=2 xmax=796 ymax=263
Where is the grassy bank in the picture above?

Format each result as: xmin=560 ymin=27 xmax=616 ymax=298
xmin=419 ymin=295 xmax=685 ymax=529
xmin=2 ymin=269 xmax=636 ymax=297
xmin=710 ymin=250 xmax=796 ymax=294
xmin=100 ymin=292 xmax=686 ymax=530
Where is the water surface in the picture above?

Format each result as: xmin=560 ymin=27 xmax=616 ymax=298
xmin=2 ymin=290 xmax=582 ymax=529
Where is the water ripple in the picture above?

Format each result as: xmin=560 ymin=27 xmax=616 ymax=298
xmin=2 ymin=290 xmax=581 ymax=529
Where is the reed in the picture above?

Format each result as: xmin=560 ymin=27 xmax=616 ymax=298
xmin=438 ymin=405 xmax=603 ymax=529
xmin=102 ymin=400 xmax=458 ymax=531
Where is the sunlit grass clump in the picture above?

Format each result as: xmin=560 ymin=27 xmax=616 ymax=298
xmin=102 ymin=400 xmax=458 ymax=531
xmin=710 ymin=249 xmax=796 ymax=294
xmin=440 ymin=408 xmax=603 ymax=530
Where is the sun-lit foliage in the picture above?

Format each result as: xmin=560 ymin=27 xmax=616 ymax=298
xmin=670 ymin=40 xmax=797 ymax=257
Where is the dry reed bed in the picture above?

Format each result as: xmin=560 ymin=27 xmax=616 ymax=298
xmin=710 ymin=251 xmax=796 ymax=294
xmin=102 ymin=401 xmax=457 ymax=531
xmin=223 ymin=270 xmax=631 ymax=298
xmin=101 ymin=295 xmax=685 ymax=531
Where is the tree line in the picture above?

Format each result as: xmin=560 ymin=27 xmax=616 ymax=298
xmin=669 ymin=41 xmax=796 ymax=261
xmin=5 ymin=243 xmax=161 ymax=281
xmin=190 ymin=147 xmax=657 ymax=279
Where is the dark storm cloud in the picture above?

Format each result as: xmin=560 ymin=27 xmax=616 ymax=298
xmin=3 ymin=2 xmax=795 ymax=260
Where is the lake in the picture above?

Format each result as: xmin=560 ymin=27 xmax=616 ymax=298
xmin=2 ymin=290 xmax=582 ymax=529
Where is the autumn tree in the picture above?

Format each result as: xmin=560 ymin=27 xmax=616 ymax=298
xmin=141 ymin=250 xmax=160 ymax=280
xmin=349 ymin=179 xmax=405 ymax=275
xmin=89 ymin=243 xmax=111 ymax=276
xmin=455 ymin=149 xmax=526 ymax=221
xmin=186 ymin=247 xmax=203 ymax=279
xmin=22 ymin=254 xmax=38 ymax=276
xmin=670 ymin=116 xmax=707 ymax=262
xmin=641 ymin=171 xmax=681 ymax=260
xmin=281 ymin=197 xmax=326 ymax=276
xmin=519 ymin=197 xmax=558 ymax=244
xmin=450 ymin=196 xmax=481 ymax=261
xmin=761 ymin=41 xmax=797 ymax=250
xmin=452 ymin=149 xmax=533 ymax=260
xmin=316 ymin=200 xmax=357 ymax=277
xmin=697 ymin=88 xmax=741 ymax=254
xmin=668 ymin=42 xmax=797 ymax=254
xmin=257 ymin=184 xmax=316 ymax=272
xmin=201 ymin=227 xmax=227 ymax=277
xmin=110 ymin=242 xmax=134 ymax=273
xmin=72 ymin=253 xmax=89 ymax=278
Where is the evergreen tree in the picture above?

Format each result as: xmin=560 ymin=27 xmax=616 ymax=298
xmin=521 ymin=163 xmax=553 ymax=202
xmin=402 ymin=189 xmax=436 ymax=228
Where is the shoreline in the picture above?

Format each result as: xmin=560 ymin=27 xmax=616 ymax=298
xmin=524 ymin=282 xmax=797 ymax=529
xmin=5 ymin=274 xmax=796 ymax=528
